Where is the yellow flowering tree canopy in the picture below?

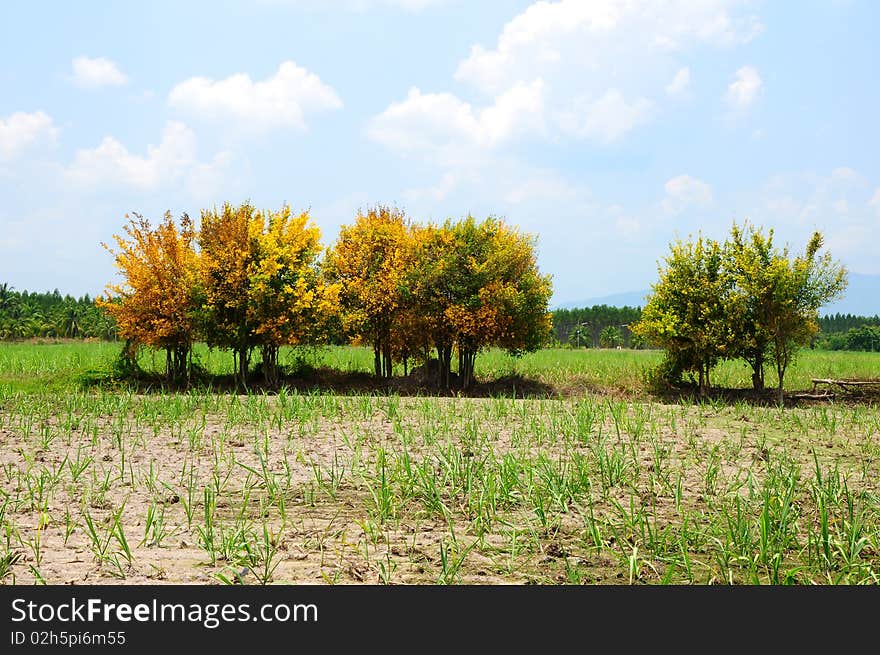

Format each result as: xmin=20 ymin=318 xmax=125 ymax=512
xmin=324 ymin=205 xmax=413 ymax=378
xmin=408 ymin=216 xmax=553 ymax=389
xmin=98 ymin=211 xmax=198 ymax=380
xmin=249 ymin=206 xmax=340 ymax=385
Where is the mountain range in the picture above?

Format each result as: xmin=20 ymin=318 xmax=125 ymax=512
xmin=555 ymin=273 xmax=880 ymax=317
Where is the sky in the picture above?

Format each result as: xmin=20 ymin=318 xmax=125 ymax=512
xmin=1 ymin=0 xmax=878 ymax=307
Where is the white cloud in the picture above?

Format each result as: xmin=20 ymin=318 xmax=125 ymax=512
xmin=503 ymin=168 xmax=577 ymax=205
xmin=870 ymin=188 xmax=880 ymax=216
xmin=403 ymin=171 xmax=463 ymax=204
xmin=64 ymin=121 xmax=231 ymax=198
xmin=556 ymin=90 xmax=652 ymax=143
xmin=367 ymin=79 xmax=545 ymax=157
xmin=70 ymin=56 xmax=128 ymax=88
xmin=829 ymin=166 xmax=863 ymax=185
xmin=666 ymin=67 xmax=691 ymax=96
xmin=614 ymin=216 xmax=643 ymax=241
xmin=373 ymin=1 xmax=762 ymax=162
xmin=455 ymin=0 xmax=762 ymax=94
xmin=754 ymin=169 xmax=880 ymax=271
xmin=168 ymin=61 xmax=342 ymax=132
xmin=662 ymin=174 xmax=714 ymax=215
xmin=725 ymin=65 xmax=762 ymax=109
xmin=0 ymin=111 xmax=58 ymax=160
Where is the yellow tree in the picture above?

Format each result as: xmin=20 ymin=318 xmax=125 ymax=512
xmin=632 ymin=234 xmax=734 ymax=392
xmin=197 ymin=202 xmax=258 ymax=388
xmin=250 ymin=206 xmax=340 ymax=386
xmin=324 ymin=205 xmax=413 ymax=378
xmin=408 ymin=216 xmax=552 ymax=389
xmin=98 ymin=212 xmax=198 ymax=380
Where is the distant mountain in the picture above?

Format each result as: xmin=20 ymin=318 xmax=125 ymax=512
xmin=554 ymin=273 xmax=880 ymax=317
xmin=554 ymin=290 xmax=649 ymax=310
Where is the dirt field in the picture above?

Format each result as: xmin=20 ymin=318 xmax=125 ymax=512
xmin=1 ymin=391 xmax=878 ymax=584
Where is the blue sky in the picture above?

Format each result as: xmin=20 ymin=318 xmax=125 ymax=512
xmin=1 ymin=0 xmax=878 ymax=306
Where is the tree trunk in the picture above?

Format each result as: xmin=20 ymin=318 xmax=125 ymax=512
xmin=750 ymin=353 xmax=765 ymax=390
xmin=459 ymin=349 xmax=476 ymax=389
xmin=172 ymin=345 xmax=189 ymax=383
xmin=437 ymin=344 xmax=452 ymax=389
xmin=235 ymin=347 xmax=249 ymax=391
xmin=777 ymin=363 xmax=785 ymax=406
xmin=261 ymin=344 xmax=279 ymax=387
xmin=373 ymin=345 xmax=382 ymax=378
xmin=383 ymin=344 xmax=393 ymax=379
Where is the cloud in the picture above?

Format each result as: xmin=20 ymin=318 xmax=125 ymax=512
xmin=752 ymin=168 xmax=880 ymax=271
xmin=0 ymin=111 xmax=58 ymax=160
xmin=556 ymin=89 xmax=653 ymax=143
xmin=871 ymin=188 xmax=880 ymax=216
xmin=662 ymin=174 xmax=714 ymax=215
xmin=455 ymin=0 xmax=762 ymax=94
xmin=168 ymin=61 xmax=342 ymax=132
xmin=64 ymin=121 xmax=232 ymax=198
xmin=725 ymin=65 xmax=762 ymax=109
xmin=372 ymin=1 xmax=762 ymax=162
xmin=70 ymin=56 xmax=128 ymax=88
xmin=366 ymin=79 xmax=545 ymax=158
xmin=665 ymin=67 xmax=691 ymax=96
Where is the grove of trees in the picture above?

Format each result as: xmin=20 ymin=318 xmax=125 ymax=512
xmin=551 ymin=305 xmax=642 ymax=348
xmin=633 ymin=222 xmax=848 ymax=402
xmin=0 ymin=283 xmax=116 ymax=340
xmin=99 ymin=203 xmax=553 ymax=390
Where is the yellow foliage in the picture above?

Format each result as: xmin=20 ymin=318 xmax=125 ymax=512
xmin=98 ymin=212 xmax=197 ymax=351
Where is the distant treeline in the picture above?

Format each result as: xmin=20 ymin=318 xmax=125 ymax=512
xmin=0 ymin=284 xmax=117 ymax=340
xmin=816 ymin=313 xmax=880 ymax=351
xmin=552 ymin=306 xmax=880 ymax=352
xmin=551 ymin=305 xmax=643 ymax=348
xmin=4 ymin=279 xmax=880 ymax=354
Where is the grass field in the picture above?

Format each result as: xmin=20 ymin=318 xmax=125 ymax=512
xmin=0 ymin=341 xmax=878 ymax=584
xmin=3 ymin=340 xmax=880 ymax=395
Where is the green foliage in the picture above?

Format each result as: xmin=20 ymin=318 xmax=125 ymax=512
xmin=553 ymin=305 xmax=641 ymax=348
xmin=599 ymin=325 xmax=623 ymax=348
xmin=633 ymin=234 xmax=734 ymax=391
xmin=407 ymin=215 xmax=553 ymax=389
xmin=0 ymin=284 xmax=117 ymax=341
xmin=634 ymin=223 xmax=848 ymax=399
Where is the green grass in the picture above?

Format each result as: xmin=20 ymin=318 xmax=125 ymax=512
xmin=2 ymin=340 xmax=879 ymax=395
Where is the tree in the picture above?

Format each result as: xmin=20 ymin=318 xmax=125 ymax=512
xmin=197 ymin=202 xmax=260 ymax=389
xmin=724 ymin=222 xmax=778 ymax=390
xmin=0 ymin=283 xmax=14 ymax=313
xmin=762 ymin=232 xmax=847 ymax=404
xmin=633 ymin=234 xmax=734 ymax=392
xmin=407 ymin=216 xmax=552 ymax=389
xmin=98 ymin=212 xmax=198 ymax=380
xmin=599 ymin=325 xmax=623 ymax=348
xmin=724 ymin=223 xmax=847 ymax=400
xmin=324 ymin=205 xmax=413 ymax=379
xmin=636 ymin=223 xmax=848 ymax=401
xmin=249 ymin=206 xmax=340 ymax=386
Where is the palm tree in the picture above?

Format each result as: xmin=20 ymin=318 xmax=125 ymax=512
xmin=58 ymin=303 xmax=82 ymax=338
xmin=0 ymin=283 xmax=15 ymax=315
